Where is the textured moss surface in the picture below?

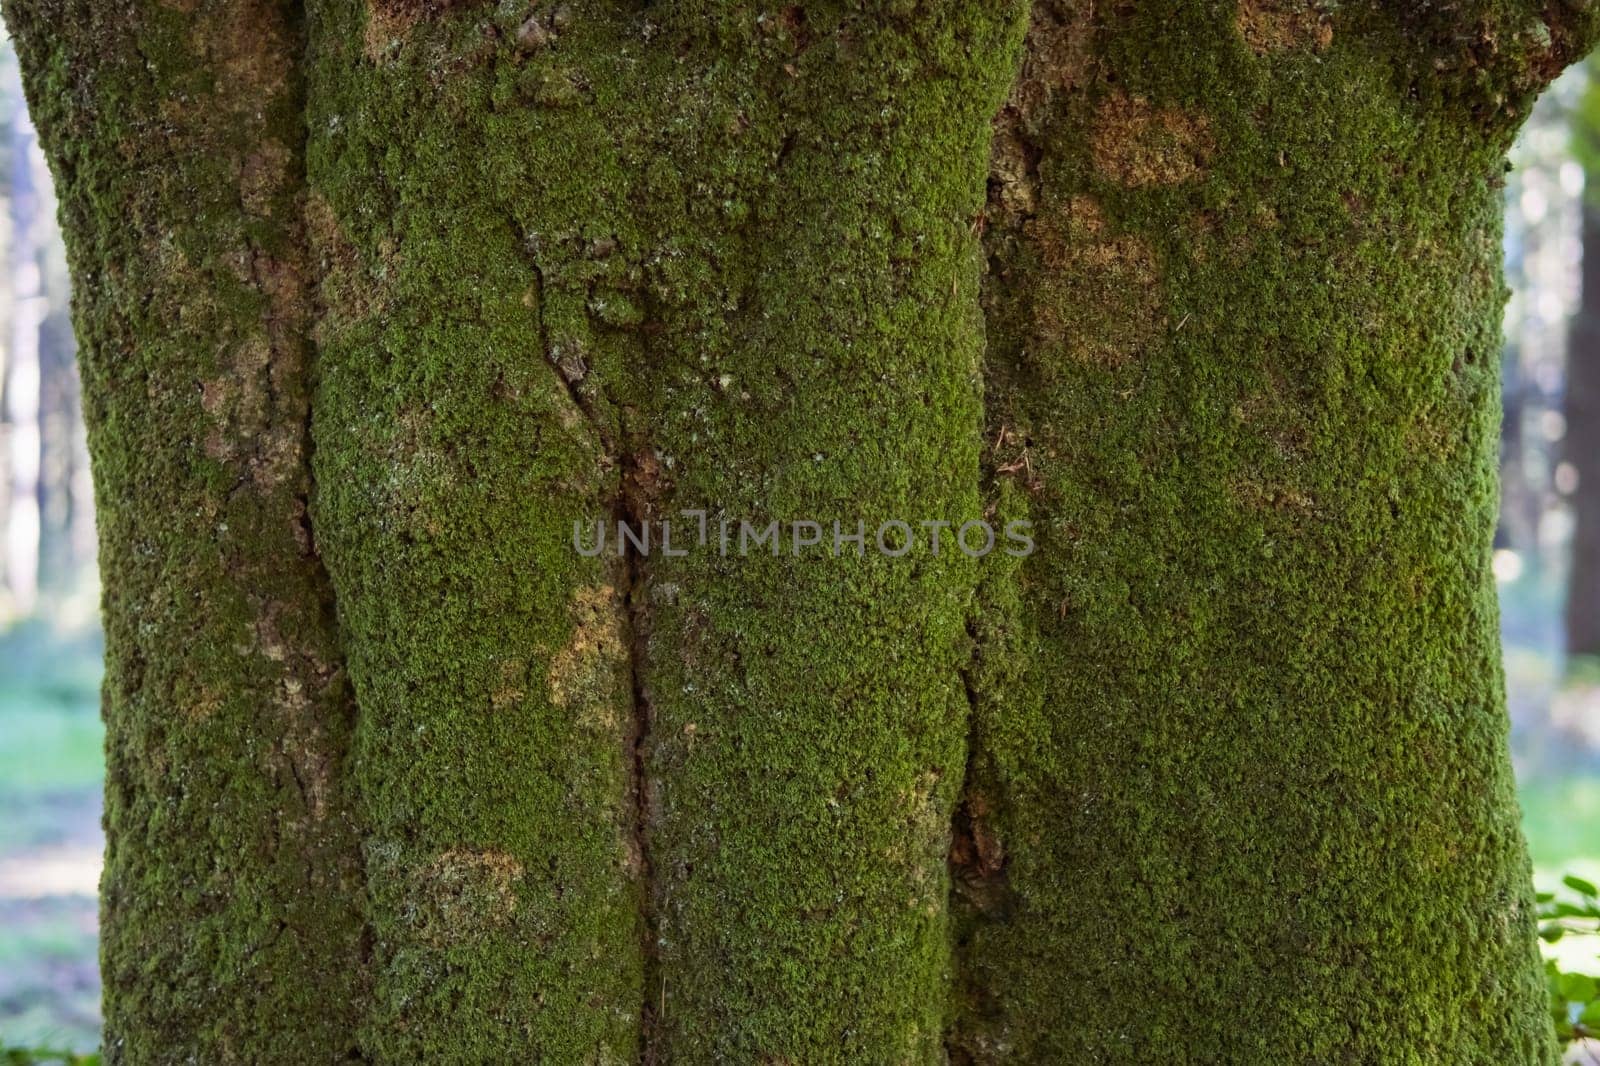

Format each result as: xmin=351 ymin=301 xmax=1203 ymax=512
xmin=2 ymin=0 xmax=369 ymax=1061
xmin=958 ymin=2 xmax=1581 ymax=1061
xmin=5 ymin=0 xmax=1594 ymax=1061
xmin=303 ymin=0 xmax=1025 ymax=1060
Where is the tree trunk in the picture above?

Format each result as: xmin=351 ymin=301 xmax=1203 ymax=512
xmin=1567 ymin=113 xmax=1600 ymax=658
xmin=3 ymin=0 xmax=1590 ymax=1062
xmin=958 ymin=5 xmax=1581 ymax=1061
xmin=5 ymin=0 xmax=371 ymax=1058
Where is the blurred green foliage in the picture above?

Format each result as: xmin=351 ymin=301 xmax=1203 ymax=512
xmin=1540 ymin=875 xmax=1600 ymax=1051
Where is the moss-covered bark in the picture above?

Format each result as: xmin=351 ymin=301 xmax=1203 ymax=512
xmin=6 ymin=0 xmax=1594 ymax=1061
xmin=303 ymin=3 xmax=1025 ymax=1058
xmin=2 ymin=0 xmax=369 ymax=1060
xmin=957 ymin=2 xmax=1593 ymax=1061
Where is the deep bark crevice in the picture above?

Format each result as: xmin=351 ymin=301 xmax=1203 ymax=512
xmin=525 ymin=233 xmax=661 ymax=1059
xmin=290 ymin=9 xmax=376 ymax=1057
xmin=622 ymin=492 xmax=661 ymax=1064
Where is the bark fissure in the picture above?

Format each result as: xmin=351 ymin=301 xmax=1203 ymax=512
xmin=621 ymin=486 xmax=661 ymax=1064
xmin=946 ymin=614 xmax=1012 ymax=1064
xmin=528 ymin=234 xmax=661 ymax=1058
xmin=289 ymin=9 xmax=377 ymax=1051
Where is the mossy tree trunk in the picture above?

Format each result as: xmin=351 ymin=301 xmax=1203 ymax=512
xmin=3 ymin=0 xmax=1591 ymax=1062
xmin=959 ymin=3 xmax=1597 ymax=1060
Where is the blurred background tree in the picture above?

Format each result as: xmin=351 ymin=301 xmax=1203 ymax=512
xmin=0 ymin=41 xmax=90 ymax=625
xmin=0 ymin=33 xmax=105 ymax=1055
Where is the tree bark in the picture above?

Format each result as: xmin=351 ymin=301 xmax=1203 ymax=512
xmin=958 ymin=3 xmax=1591 ymax=1061
xmin=4 ymin=0 xmax=369 ymax=1058
xmin=3 ymin=0 xmax=1591 ymax=1062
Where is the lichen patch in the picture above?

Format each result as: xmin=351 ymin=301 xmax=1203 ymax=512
xmin=409 ymin=848 xmax=524 ymax=946
xmin=1236 ymin=0 xmax=1333 ymax=55
xmin=1089 ymin=93 xmax=1214 ymax=188
xmin=548 ymin=584 xmax=629 ymax=730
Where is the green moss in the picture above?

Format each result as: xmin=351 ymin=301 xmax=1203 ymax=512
xmin=959 ymin=2 xmax=1563 ymax=1061
xmin=303 ymin=0 xmax=1027 ymax=1060
xmin=3 ymin=0 xmax=370 ymax=1060
xmin=10 ymin=0 xmax=1593 ymax=1059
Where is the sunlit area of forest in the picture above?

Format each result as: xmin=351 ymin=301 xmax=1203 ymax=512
xmin=0 ymin=35 xmax=1597 ymax=1059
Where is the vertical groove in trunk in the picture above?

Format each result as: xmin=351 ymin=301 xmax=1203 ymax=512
xmin=3 ymin=0 xmax=370 ymax=1060
xmin=958 ymin=3 xmax=1566 ymax=1061
xmin=303 ymin=2 xmax=644 ymax=1059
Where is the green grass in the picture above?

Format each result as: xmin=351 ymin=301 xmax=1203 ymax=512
xmin=0 ymin=1049 xmax=99 ymax=1065
xmin=0 ymin=623 xmax=102 ymax=800
xmin=1523 ymin=774 xmax=1600 ymax=871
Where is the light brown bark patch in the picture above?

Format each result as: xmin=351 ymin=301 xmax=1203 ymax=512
xmin=412 ymin=848 xmax=524 ymax=946
xmin=366 ymin=0 xmax=488 ymax=59
xmin=240 ymin=139 xmax=291 ymax=217
xmin=1236 ymin=0 xmax=1333 ymax=54
xmin=548 ymin=584 xmax=628 ymax=731
xmin=1028 ymin=196 xmax=1164 ymax=367
xmin=1089 ymin=93 xmax=1213 ymax=188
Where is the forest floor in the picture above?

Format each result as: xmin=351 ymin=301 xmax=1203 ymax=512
xmin=0 ymin=625 xmax=104 ymax=1053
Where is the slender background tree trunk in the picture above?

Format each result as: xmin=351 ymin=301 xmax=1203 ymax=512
xmin=1566 ymin=62 xmax=1600 ymax=661
xmin=4 ymin=0 xmax=1593 ymax=1062
xmin=1566 ymin=203 xmax=1600 ymax=658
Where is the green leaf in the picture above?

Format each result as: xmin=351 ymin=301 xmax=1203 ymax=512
xmin=1563 ymin=874 xmax=1599 ymax=898
xmin=1558 ymin=972 xmax=1599 ymax=1002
